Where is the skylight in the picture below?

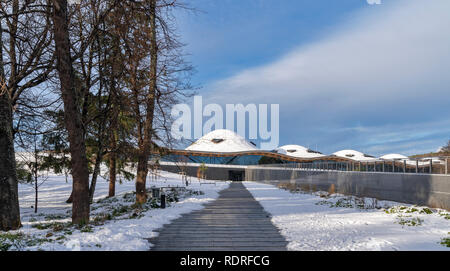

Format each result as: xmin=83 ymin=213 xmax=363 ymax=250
xmin=211 ymin=138 xmax=225 ymax=144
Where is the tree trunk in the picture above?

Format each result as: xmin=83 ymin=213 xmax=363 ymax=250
xmin=108 ymin=146 xmax=116 ymax=197
xmin=108 ymin=32 xmax=120 ymax=198
xmin=107 ymin=105 xmax=117 ymax=198
xmin=135 ymin=0 xmax=157 ymax=205
xmin=0 ymin=0 xmax=21 ymax=232
xmin=52 ymin=0 xmax=90 ymax=225
xmin=0 ymin=87 xmax=22 ymax=231
xmin=89 ymin=152 xmax=103 ymax=203
xmin=136 ymin=154 xmax=148 ymax=204
xmin=34 ymin=172 xmax=38 ymax=214
xmin=66 ymin=191 xmax=73 ymax=203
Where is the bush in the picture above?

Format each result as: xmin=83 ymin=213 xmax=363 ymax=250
xmin=440 ymin=235 xmax=450 ymax=247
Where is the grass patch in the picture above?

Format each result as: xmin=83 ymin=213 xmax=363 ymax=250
xmin=315 ymin=196 xmax=377 ymax=210
xmin=122 ymin=192 xmax=136 ymax=202
xmin=111 ymin=204 xmax=132 ymax=217
xmin=96 ymin=196 xmax=119 ymax=204
xmin=385 ymin=206 xmax=436 ymax=215
xmin=93 ymin=187 xmax=202 ymax=221
xmin=80 ymin=225 xmax=93 ymax=233
xmin=396 ymin=216 xmax=424 ymax=227
xmin=440 ymin=234 xmax=450 ymax=247
xmin=190 ymin=190 xmax=204 ymax=196
xmin=0 ymin=232 xmax=50 ymax=251
xmin=438 ymin=212 xmax=450 ymax=220
xmin=44 ymin=214 xmax=68 ymax=221
xmin=92 ymin=212 xmax=113 ymax=225
xmin=32 ymin=222 xmax=71 ymax=231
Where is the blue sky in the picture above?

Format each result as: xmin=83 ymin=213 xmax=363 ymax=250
xmin=177 ymin=0 xmax=370 ymax=85
xmin=173 ymin=0 xmax=450 ymax=156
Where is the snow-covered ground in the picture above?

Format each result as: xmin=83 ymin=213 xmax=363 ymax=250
xmin=3 ymin=170 xmax=449 ymax=251
xmin=1 ymin=171 xmax=229 ymax=251
xmin=243 ymin=181 xmax=450 ymax=251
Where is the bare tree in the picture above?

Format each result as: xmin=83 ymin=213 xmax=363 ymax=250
xmin=119 ymin=0 xmax=193 ymax=205
xmin=443 ymin=140 xmax=450 ymax=153
xmin=16 ymin=115 xmax=50 ymax=214
xmin=0 ymin=0 xmax=54 ymax=231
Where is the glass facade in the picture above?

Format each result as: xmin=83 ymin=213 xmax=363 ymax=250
xmin=160 ymin=153 xmax=295 ymax=165
xmin=157 ymin=151 xmax=437 ymax=174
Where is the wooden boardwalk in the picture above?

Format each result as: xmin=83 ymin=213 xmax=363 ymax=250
xmin=148 ymin=182 xmax=288 ymax=251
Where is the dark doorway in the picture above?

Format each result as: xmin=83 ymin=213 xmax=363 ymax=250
xmin=228 ymin=170 xmax=245 ymax=181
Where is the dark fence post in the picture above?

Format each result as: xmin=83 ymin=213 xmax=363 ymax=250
xmin=160 ymin=192 xmax=166 ymax=209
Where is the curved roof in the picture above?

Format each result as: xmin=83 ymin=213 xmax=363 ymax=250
xmin=333 ymin=149 xmax=376 ymax=161
xmin=185 ymin=129 xmax=258 ymax=153
xmin=275 ymin=144 xmax=325 ymax=158
xmin=380 ymin=153 xmax=408 ymax=160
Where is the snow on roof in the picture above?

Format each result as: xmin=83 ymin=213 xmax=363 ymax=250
xmin=275 ymin=145 xmax=325 ymax=158
xmin=185 ymin=129 xmax=259 ymax=153
xmin=380 ymin=153 xmax=409 ymax=160
xmin=332 ymin=149 xmax=376 ymax=161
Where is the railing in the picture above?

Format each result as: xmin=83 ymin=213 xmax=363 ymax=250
xmin=249 ymin=157 xmax=450 ymax=175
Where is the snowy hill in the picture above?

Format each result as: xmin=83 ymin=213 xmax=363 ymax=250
xmin=185 ymin=129 xmax=259 ymax=152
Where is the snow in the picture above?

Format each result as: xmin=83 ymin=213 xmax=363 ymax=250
xmin=333 ymin=149 xmax=377 ymax=162
xmin=4 ymin=166 xmax=449 ymax=251
xmin=243 ymin=181 xmax=450 ymax=251
xmin=185 ymin=129 xmax=258 ymax=152
xmin=275 ymin=145 xmax=325 ymax=158
xmin=2 ymin=171 xmax=229 ymax=251
xmin=380 ymin=153 xmax=409 ymax=160
xmin=378 ymin=153 xmax=432 ymax=167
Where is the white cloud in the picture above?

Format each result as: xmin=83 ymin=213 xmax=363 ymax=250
xmin=205 ymin=0 xmax=450 ymax=113
xmin=202 ymin=0 xmax=450 ymax=154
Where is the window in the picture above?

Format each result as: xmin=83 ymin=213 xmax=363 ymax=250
xmin=211 ymin=138 xmax=224 ymax=144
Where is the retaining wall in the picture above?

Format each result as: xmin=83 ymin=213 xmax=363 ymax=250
xmin=245 ymin=167 xmax=450 ymax=210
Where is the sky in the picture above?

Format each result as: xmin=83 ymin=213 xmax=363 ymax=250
xmin=173 ymin=0 xmax=450 ymax=156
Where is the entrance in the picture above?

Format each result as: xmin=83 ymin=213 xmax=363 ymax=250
xmin=228 ymin=170 xmax=245 ymax=181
